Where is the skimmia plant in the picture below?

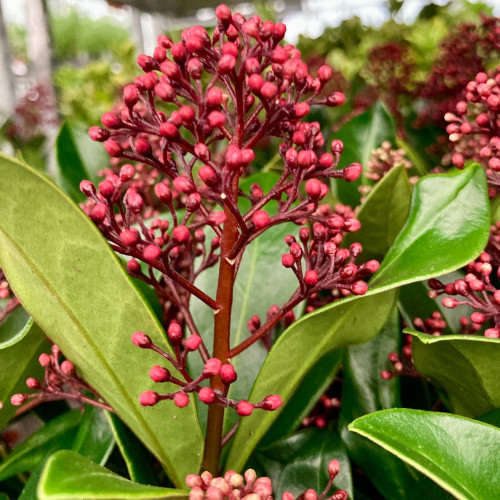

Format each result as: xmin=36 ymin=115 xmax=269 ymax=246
xmin=0 ymin=4 xmax=499 ymax=500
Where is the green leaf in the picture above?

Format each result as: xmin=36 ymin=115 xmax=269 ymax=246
xmin=371 ymin=164 xmax=490 ymax=290
xmin=343 ymin=164 xmax=412 ymax=261
xmin=0 ymin=306 xmax=32 ymax=349
xmin=54 ymin=122 xmax=109 ymax=203
xmin=0 ymin=411 xmax=82 ymax=481
xmin=262 ymin=349 xmax=343 ymax=445
xmin=396 ymin=137 xmax=428 ymax=177
xmin=0 ymin=322 xmax=48 ymax=431
xmin=408 ymin=330 xmax=500 ymax=417
xmin=0 ymin=154 xmax=203 ymax=486
xmin=332 ymin=101 xmax=396 ymax=206
xmin=227 ymin=164 xmax=490 ymax=471
xmin=19 ymin=462 xmax=45 ymax=500
xmin=257 ymin=427 xmax=352 ymax=498
xmin=106 ymin=413 xmax=159 ymax=485
xmin=339 ymin=312 xmax=448 ymax=500
xmin=72 ymin=406 xmax=115 ymax=466
xmin=349 ymin=409 xmax=500 ymax=500
xmin=225 ymin=289 xmax=399 ymax=471
xmin=38 ymin=450 xmax=187 ymax=500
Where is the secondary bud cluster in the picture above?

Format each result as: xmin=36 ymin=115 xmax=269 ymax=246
xmin=186 ymin=460 xmax=347 ymax=500
xmin=428 ymin=251 xmax=500 ymax=337
xmin=3 ymin=345 xmax=112 ymax=414
xmin=132 ymin=330 xmax=282 ymax=415
xmin=444 ymin=69 xmax=500 ymax=195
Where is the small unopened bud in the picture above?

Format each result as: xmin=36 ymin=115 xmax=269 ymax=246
xmin=143 ymin=244 xmax=161 ymax=261
xmin=11 ymin=394 xmax=26 ymax=406
xmin=252 ymin=210 xmax=270 ymax=229
xmin=131 ymin=331 xmax=152 ymax=348
xmin=173 ymin=225 xmax=190 ymax=243
xmin=351 ymin=281 xmax=368 ymax=295
xmin=344 ymin=163 xmax=362 ymax=182
xmin=61 ymin=360 xmax=75 ymax=376
xmin=104 ymin=140 xmax=123 ymax=157
xmin=174 ymin=392 xmax=190 ymax=408
xmin=80 ymin=180 xmax=96 ymax=197
xmin=150 ymin=365 xmax=170 ymax=382
xmin=220 ymin=364 xmax=237 ymax=384
xmin=203 ymin=358 xmax=222 ymax=377
xmin=90 ymin=204 xmax=108 ymax=224
xmin=263 ymin=394 xmax=282 ymax=410
xmin=237 ymin=400 xmax=254 ymax=416
xmin=185 ymin=334 xmax=202 ymax=351
xmin=168 ymin=322 xmax=182 ymax=343
xmin=304 ymin=270 xmax=318 ymax=286
xmin=26 ymin=377 xmax=40 ymax=389
xmin=199 ymin=387 xmax=216 ymax=404
xmin=139 ymin=391 xmax=159 ymax=406
xmin=442 ymin=297 xmax=458 ymax=308
xmin=328 ymin=459 xmax=340 ymax=478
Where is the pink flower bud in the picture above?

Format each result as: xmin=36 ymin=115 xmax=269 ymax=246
xmin=154 ymin=182 xmax=172 ymax=203
xmin=352 ymin=281 xmax=368 ymax=295
xmin=328 ymin=459 xmax=340 ymax=478
xmin=194 ymin=143 xmax=211 ymax=162
xmin=104 ymin=140 xmax=123 ymax=157
xmin=208 ymin=211 xmax=227 ymax=226
xmin=120 ymin=164 xmax=135 ymax=182
xmin=39 ymin=353 xmax=52 ymax=367
xmin=295 ymin=102 xmax=310 ymax=117
xmin=127 ymin=259 xmax=141 ymax=274
xmin=220 ymin=364 xmax=237 ymax=384
xmin=318 ymin=65 xmax=333 ymax=82
xmin=237 ymin=400 xmax=254 ymax=416
xmin=248 ymin=74 xmax=265 ymax=93
xmin=139 ymin=391 xmax=159 ymax=406
xmin=198 ymin=387 xmax=216 ymax=404
xmin=143 ymin=244 xmax=161 ymax=261
xmin=11 ymin=394 xmax=26 ymax=406
xmin=168 ymin=322 xmax=182 ymax=343
xmin=344 ymin=163 xmax=362 ymax=182
xmin=333 ymin=491 xmax=348 ymax=500
xmin=199 ymin=165 xmax=217 ymax=185
xmin=159 ymin=122 xmax=178 ymax=138
xmin=173 ymin=176 xmax=195 ymax=194
xmin=186 ymin=474 xmax=203 ymax=488
xmin=126 ymin=189 xmax=144 ymax=214
xmin=252 ymin=210 xmax=270 ymax=229
xmin=471 ymin=312 xmax=488 ymax=324
xmin=155 ymin=83 xmax=175 ymax=102
xmin=172 ymin=225 xmax=190 ymax=244
xmin=218 ymin=54 xmax=236 ymax=74
xmin=61 ymin=360 xmax=75 ymax=376
xmin=98 ymin=180 xmax=115 ymax=199
xmin=150 ymin=365 xmax=171 ymax=382
xmin=137 ymin=54 xmax=156 ymax=71
xmin=260 ymin=82 xmax=278 ymax=99
xmin=161 ymin=60 xmax=181 ymax=80
xmin=225 ymin=145 xmax=242 ymax=169
xmin=285 ymin=148 xmax=298 ymax=167
xmin=206 ymin=87 xmax=223 ymax=107
xmin=263 ymin=394 xmax=282 ymax=410
xmin=241 ymin=148 xmax=255 ymax=165
xmin=79 ymin=180 xmax=96 ymax=197
xmin=304 ymin=270 xmax=318 ymax=286
xmin=185 ymin=334 xmax=202 ymax=351
xmin=101 ymin=112 xmax=121 ymax=129
xmin=326 ymin=92 xmax=345 ymax=107
xmin=215 ymin=4 xmax=231 ymax=22
xmin=90 ymin=204 xmax=108 ymax=224
xmin=485 ymin=328 xmax=500 ymax=338
xmin=123 ymin=85 xmax=139 ymax=107
xmin=305 ymin=179 xmax=324 ymax=199
xmin=203 ymin=358 xmax=222 ymax=377
xmin=208 ymin=111 xmax=226 ymax=127
xmin=442 ymin=297 xmax=458 ymax=308
xmin=26 ymin=377 xmax=40 ymax=389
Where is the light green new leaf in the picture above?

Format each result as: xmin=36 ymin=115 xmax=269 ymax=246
xmin=408 ymin=330 xmax=500 ymax=417
xmin=0 ymin=154 xmax=202 ymax=485
xmin=38 ymin=450 xmax=187 ymax=500
xmin=226 ymin=165 xmax=490 ymax=471
xmin=349 ymin=409 xmax=500 ymax=500
xmin=0 ymin=306 xmax=32 ymax=349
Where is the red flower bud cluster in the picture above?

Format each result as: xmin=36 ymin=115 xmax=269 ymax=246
xmin=3 ymin=344 xmax=112 ymax=414
xmin=428 ymin=251 xmax=500 ymax=337
xmin=185 ymin=460 xmax=347 ymax=500
xmin=133 ymin=330 xmax=282 ymax=415
xmin=444 ymin=69 xmax=500 ymax=195
xmin=0 ymin=268 xmax=20 ymax=326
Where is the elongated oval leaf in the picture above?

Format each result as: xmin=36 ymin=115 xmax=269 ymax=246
xmin=343 ymin=164 xmax=412 ymax=262
xmin=408 ymin=330 xmax=500 ymax=417
xmin=225 ymin=289 xmax=398 ymax=471
xmin=257 ymin=427 xmax=352 ymax=498
xmin=0 ymin=411 xmax=82 ymax=481
xmin=0 ymin=153 xmax=202 ymax=485
xmin=226 ymin=165 xmax=490 ymax=471
xmin=38 ymin=450 xmax=187 ymax=500
xmin=371 ymin=165 xmax=489 ymax=290
xmin=0 ymin=306 xmax=32 ymax=349
xmin=0 ymin=321 xmax=48 ymax=431
xmin=332 ymin=101 xmax=396 ymax=206
xmin=349 ymin=409 xmax=500 ymax=500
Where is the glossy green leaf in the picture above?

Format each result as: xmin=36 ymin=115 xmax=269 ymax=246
xmin=72 ymin=406 xmax=115 ymax=466
xmin=55 ymin=122 xmax=109 ymax=203
xmin=225 ymin=289 xmax=398 ymax=471
xmin=339 ymin=312 xmax=448 ymax=500
xmin=0 ymin=154 xmax=202 ymax=485
xmin=38 ymin=450 xmax=187 ymax=500
xmin=371 ymin=164 xmax=490 ymax=290
xmin=106 ymin=413 xmax=159 ymax=485
xmin=0 ymin=322 xmax=48 ymax=431
xmin=257 ymin=427 xmax=352 ymax=498
xmin=19 ymin=462 xmax=45 ymax=500
xmin=409 ymin=330 xmax=500 ymax=417
xmin=0 ymin=306 xmax=32 ymax=349
xmin=262 ymin=348 xmax=343 ymax=445
xmin=343 ymin=164 xmax=412 ymax=262
xmin=0 ymin=411 xmax=82 ymax=481
xmin=332 ymin=101 xmax=396 ymax=206
xmin=191 ymin=194 xmax=299 ymax=433
xmin=349 ymin=409 xmax=500 ymax=500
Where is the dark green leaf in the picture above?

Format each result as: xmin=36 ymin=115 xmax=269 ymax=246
xmin=262 ymin=349 xmax=343 ymax=445
xmin=409 ymin=330 xmax=500 ymax=417
xmin=349 ymin=409 xmax=500 ymax=500
xmin=258 ymin=427 xmax=352 ymax=498
xmin=54 ymin=122 xmax=109 ymax=203
xmin=477 ymin=408 xmax=500 ymax=427
xmin=343 ymin=164 xmax=411 ymax=261
xmin=339 ymin=312 xmax=448 ymax=500
xmin=19 ymin=462 xmax=44 ymax=500
xmin=106 ymin=413 xmax=159 ymax=485
xmin=0 ymin=322 xmax=48 ymax=431
xmin=0 ymin=411 xmax=82 ymax=481
xmin=72 ymin=406 xmax=115 ymax=466
xmin=0 ymin=307 xmax=32 ymax=349
xmin=371 ymin=164 xmax=490 ymax=290
xmin=38 ymin=450 xmax=187 ymax=499
xmin=332 ymin=101 xmax=396 ymax=206
xmin=0 ymin=154 xmax=203 ymax=485
xmin=225 ymin=289 xmax=399 ymax=471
